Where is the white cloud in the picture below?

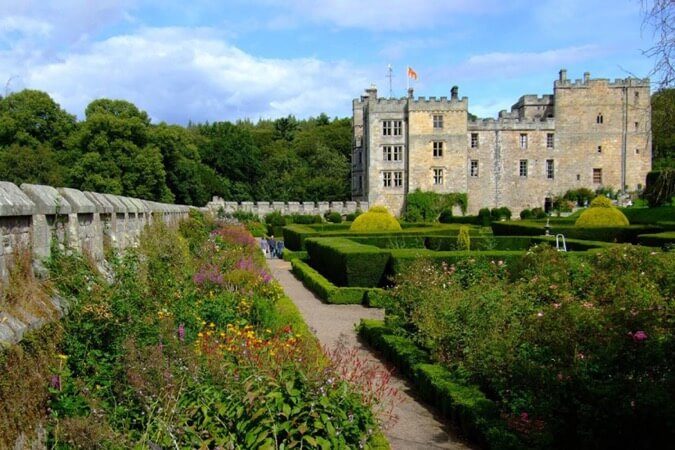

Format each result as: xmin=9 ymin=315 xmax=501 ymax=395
xmin=7 ymin=27 xmax=368 ymax=123
xmin=453 ymin=45 xmax=611 ymax=79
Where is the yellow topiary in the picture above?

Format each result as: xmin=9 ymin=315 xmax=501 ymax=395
xmin=349 ymin=205 xmax=402 ymax=232
xmin=575 ymin=196 xmax=629 ymax=227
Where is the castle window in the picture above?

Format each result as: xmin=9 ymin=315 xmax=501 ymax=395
xmin=635 ymin=148 xmax=640 ymax=154
xmin=577 ymin=174 xmax=581 ymax=181
xmin=433 ymin=141 xmax=444 ymax=158
xmin=546 ymin=159 xmax=555 ymax=179
xmin=394 ymin=171 xmax=403 ymax=187
xmin=358 ymin=176 xmax=363 ymax=190
xmin=470 ymin=133 xmax=479 ymax=148
xmin=519 ymin=160 xmax=528 ymax=177
xmin=547 ymin=133 xmax=554 ymax=149
xmin=383 ymin=145 xmax=402 ymax=161
xmin=634 ymin=121 xmax=639 ymax=131
xmin=593 ymin=168 xmax=602 ymax=184
xmin=520 ymin=133 xmax=528 ymax=149
xmin=382 ymin=120 xmax=403 ymax=136
xmin=383 ymin=171 xmax=392 ymax=187
xmin=433 ymin=168 xmax=443 ymax=185
xmin=470 ymin=160 xmax=479 ymax=177
xmin=358 ymin=151 xmax=362 ymax=164
xmin=634 ymin=91 xmax=639 ymax=104
xmin=433 ymin=115 xmax=443 ymax=129
xmin=597 ymin=145 xmax=602 ymax=153
xmin=596 ymin=113 xmax=603 ymax=124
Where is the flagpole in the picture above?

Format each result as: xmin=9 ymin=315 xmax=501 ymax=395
xmin=406 ymin=66 xmax=410 ymax=91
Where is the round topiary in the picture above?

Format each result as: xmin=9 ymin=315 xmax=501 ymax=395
xmin=349 ymin=205 xmax=402 ymax=232
xmin=575 ymin=195 xmax=629 ymax=227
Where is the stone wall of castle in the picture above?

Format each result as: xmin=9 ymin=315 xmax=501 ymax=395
xmin=206 ymin=197 xmax=369 ymax=217
xmin=0 ymin=181 xmax=191 ymax=347
xmin=352 ymin=70 xmax=652 ymax=216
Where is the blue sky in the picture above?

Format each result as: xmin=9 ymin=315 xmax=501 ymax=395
xmin=0 ymin=0 xmax=657 ymax=124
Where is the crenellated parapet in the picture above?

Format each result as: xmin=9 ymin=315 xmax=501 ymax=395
xmin=206 ymin=198 xmax=369 ymax=218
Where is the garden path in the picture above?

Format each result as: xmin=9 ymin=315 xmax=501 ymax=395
xmin=267 ymin=258 xmax=476 ymax=450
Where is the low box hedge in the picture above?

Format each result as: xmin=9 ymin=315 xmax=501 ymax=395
xmin=425 ymin=236 xmax=535 ymax=251
xmin=281 ymin=249 xmax=307 ymax=261
xmin=290 ymin=259 xmax=381 ymax=305
xmin=282 ymin=224 xmax=320 ymax=251
xmin=305 ymin=237 xmax=391 ymax=287
xmin=492 ymin=221 xmax=664 ymax=243
xmin=621 ymin=206 xmax=675 ymax=224
xmin=637 ymin=231 xmax=675 ymax=248
xmin=348 ymin=235 xmax=427 ymax=249
xmin=357 ymin=320 xmax=522 ymax=450
xmin=389 ymin=249 xmax=524 ymax=275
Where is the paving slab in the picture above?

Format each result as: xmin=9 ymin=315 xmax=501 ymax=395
xmin=267 ymin=258 xmax=476 ymax=450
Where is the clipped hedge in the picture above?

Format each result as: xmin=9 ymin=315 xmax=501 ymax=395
xmin=636 ymin=231 xmax=675 ymax=248
xmin=358 ymin=320 xmax=522 ymax=450
xmin=282 ymin=224 xmax=320 ymax=251
xmin=621 ymin=206 xmax=675 ymax=224
xmin=424 ymin=236 xmax=534 ymax=251
xmin=348 ymin=235 xmax=426 ymax=249
xmin=492 ymin=221 xmax=664 ymax=243
xmin=305 ymin=237 xmax=391 ymax=287
xmin=281 ymin=249 xmax=307 ymax=261
xmin=290 ymin=259 xmax=380 ymax=305
xmin=389 ymin=249 xmax=524 ymax=275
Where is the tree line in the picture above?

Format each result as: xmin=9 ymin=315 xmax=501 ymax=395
xmin=0 ymin=90 xmax=352 ymax=206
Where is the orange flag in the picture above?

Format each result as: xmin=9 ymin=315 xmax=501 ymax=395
xmin=407 ymin=66 xmax=418 ymax=80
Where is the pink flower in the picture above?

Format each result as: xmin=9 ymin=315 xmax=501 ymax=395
xmin=50 ymin=375 xmax=61 ymax=390
xmin=632 ymin=330 xmax=648 ymax=342
xmin=178 ymin=323 xmax=185 ymax=342
xmin=553 ymin=303 xmax=561 ymax=309
xmin=520 ymin=412 xmax=530 ymax=422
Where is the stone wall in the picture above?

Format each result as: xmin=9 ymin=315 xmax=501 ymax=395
xmin=0 ymin=181 xmax=191 ymax=347
xmin=205 ymin=197 xmax=369 ymax=217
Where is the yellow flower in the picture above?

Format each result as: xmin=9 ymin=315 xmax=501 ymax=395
xmin=57 ymin=354 xmax=68 ymax=361
xmin=197 ymin=332 xmax=203 ymax=337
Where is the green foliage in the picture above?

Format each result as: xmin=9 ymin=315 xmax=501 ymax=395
xmin=282 ymin=224 xmax=320 ymax=251
xmin=383 ymin=245 xmax=675 ymax=449
xmin=403 ymin=189 xmax=467 ymax=222
xmin=621 ymin=206 xmax=675 ymax=224
xmin=644 ymin=169 xmax=675 ymax=206
xmin=651 ymin=88 xmax=675 ymax=170
xmin=39 ymin=216 xmax=385 ymax=448
xmin=531 ymin=207 xmax=547 ymax=219
xmin=520 ymin=209 xmax=533 ymax=220
xmin=637 ymin=231 xmax=675 ymax=248
xmin=305 ymin=237 xmax=391 ymax=287
xmin=575 ymin=196 xmax=629 ymax=227
xmin=350 ymin=206 xmax=402 ymax=232
xmin=478 ymin=208 xmax=492 ymax=226
xmin=563 ymin=188 xmax=596 ymax=206
xmin=290 ymin=259 xmax=378 ymax=305
xmin=0 ymin=89 xmax=354 ymax=206
xmin=324 ymin=211 xmax=342 ymax=223
xmin=345 ymin=209 xmax=362 ymax=222
xmin=457 ymin=226 xmax=471 ymax=251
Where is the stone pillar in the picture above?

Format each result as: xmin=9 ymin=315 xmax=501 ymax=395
xmin=58 ymin=187 xmax=101 ymax=261
xmin=21 ymin=183 xmax=73 ymax=257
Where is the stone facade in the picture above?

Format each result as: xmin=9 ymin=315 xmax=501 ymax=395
xmin=206 ymin=198 xmax=369 ymax=217
xmin=352 ymin=70 xmax=652 ymax=216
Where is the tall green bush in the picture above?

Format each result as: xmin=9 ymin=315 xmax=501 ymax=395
xmin=350 ymin=205 xmax=402 ymax=232
xmin=457 ymin=226 xmax=471 ymax=250
xmin=404 ymin=189 xmax=467 ymax=222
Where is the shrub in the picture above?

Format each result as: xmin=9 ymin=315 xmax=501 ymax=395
xmin=345 ymin=209 xmax=362 ymax=222
xmin=531 ymin=207 xmax=547 ymax=219
xmin=288 ymin=213 xmax=323 ymax=224
xmin=350 ymin=206 xmax=402 ymax=232
xmin=438 ymin=208 xmax=453 ymax=223
xmin=520 ymin=209 xmax=533 ymax=220
xmin=403 ymin=190 xmax=468 ymax=222
xmin=575 ymin=195 xmax=629 ymax=227
xmin=324 ymin=211 xmax=342 ymax=224
xmin=264 ymin=210 xmax=287 ymax=227
xmin=644 ymin=169 xmax=675 ymax=206
xmin=457 ymin=226 xmax=471 ymax=251
xmin=478 ymin=208 xmax=492 ymax=226
xmin=498 ymin=207 xmax=512 ymax=220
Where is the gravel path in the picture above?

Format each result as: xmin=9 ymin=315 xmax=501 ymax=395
xmin=268 ymin=258 xmax=476 ymax=450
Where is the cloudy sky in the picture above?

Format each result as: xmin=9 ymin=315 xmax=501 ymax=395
xmin=0 ymin=0 xmax=657 ymax=124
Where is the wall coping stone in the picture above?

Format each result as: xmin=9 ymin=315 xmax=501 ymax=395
xmin=83 ymin=192 xmax=114 ymax=214
xmin=101 ymin=194 xmax=127 ymax=213
xmin=115 ymin=195 xmax=138 ymax=214
xmin=0 ymin=182 xmax=35 ymax=216
xmin=58 ymin=187 xmax=96 ymax=214
xmin=21 ymin=183 xmax=72 ymax=215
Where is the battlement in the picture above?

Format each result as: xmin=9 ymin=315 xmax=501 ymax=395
xmin=554 ymin=69 xmax=650 ymax=89
xmin=206 ymin=198 xmax=369 ymax=217
xmin=354 ymin=85 xmax=468 ymax=112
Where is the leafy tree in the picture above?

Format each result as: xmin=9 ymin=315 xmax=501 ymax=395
xmin=0 ymin=90 xmax=75 ymax=149
xmin=651 ymin=88 xmax=675 ymax=169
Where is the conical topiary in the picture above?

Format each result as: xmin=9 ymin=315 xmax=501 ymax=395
xmin=575 ymin=195 xmax=629 ymax=227
xmin=349 ymin=205 xmax=402 ymax=232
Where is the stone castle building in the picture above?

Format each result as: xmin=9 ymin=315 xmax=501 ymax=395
xmin=351 ymin=69 xmax=652 ymax=216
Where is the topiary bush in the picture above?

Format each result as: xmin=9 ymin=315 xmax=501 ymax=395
xmin=457 ymin=225 xmax=471 ymax=251
xmin=478 ymin=208 xmax=492 ymax=226
xmin=575 ymin=195 xmax=629 ymax=227
xmin=349 ymin=205 xmax=402 ymax=232
xmin=438 ymin=208 xmax=454 ymax=223
xmin=345 ymin=209 xmax=362 ymax=222
xmin=520 ymin=209 xmax=533 ymax=220
xmin=324 ymin=211 xmax=342 ymax=224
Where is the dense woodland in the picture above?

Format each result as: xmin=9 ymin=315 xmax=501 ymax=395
xmin=0 ymin=88 xmax=673 ymax=206
xmin=0 ymin=90 xmax=351 ymax=206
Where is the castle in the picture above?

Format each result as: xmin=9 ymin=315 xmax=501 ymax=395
xmin=351 ymin=69 xmax=652 ymax=216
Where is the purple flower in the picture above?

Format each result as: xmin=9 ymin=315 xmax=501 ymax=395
xmin=632 ymin=330 xmax=648 ymax=342
xmin=178 ymin=322 xmax=185 ymax=342
xmin=50 ymin=375 xmax=61 ymax=390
